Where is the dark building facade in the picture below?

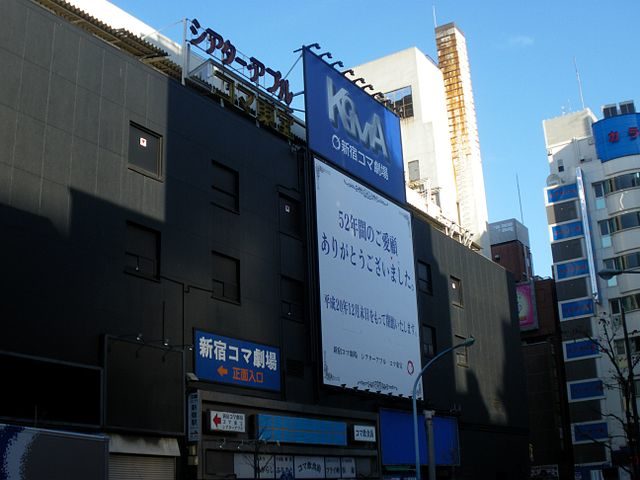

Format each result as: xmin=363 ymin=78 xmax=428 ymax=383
xmin=0 ymin=0 xmax=528 ymax=478
xmin=489 ymin=220 xmax=574 ymax=480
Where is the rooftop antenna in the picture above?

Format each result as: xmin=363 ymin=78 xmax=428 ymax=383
xmin=432 ymin=5 xmax=438 ymax=28
xmin=574 ymin=57 xmax=585 ymax=110
xmin=516 ymin=174 xmax=524 ymax=224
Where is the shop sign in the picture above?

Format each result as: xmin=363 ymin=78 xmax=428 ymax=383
xmin=294 ymin=456 xmax=325 ymax=479
xmin=353 ymin=425 xmax=376 ymax=442
xmin=560 ymin=298 xmax=594 ymax=320
xmin=341 ymin=457 xmax=356 ymax=479
xmin=187 ymin=392 xmax=200 ymax=442
xmin=593 ymin=113 xmax=640 ymax=162
xmin=208 ymin=410 xmax=246 ymax=433
xmin=325 ymin=457 xmax=341 ymax=479
xmin=257 ymin=414 xmax=347 ymax=446
xmin=195 ymin=330 xmax=281 ymax=391
xmin=275 ymin=455 xmax=294 ymax=480
xmin=546 ymin=183 xmax=577 ymax=204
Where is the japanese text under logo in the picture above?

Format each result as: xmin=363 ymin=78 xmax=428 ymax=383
xmin=303 ymin=50 xmax=405 ymax=203
xmin=195 ymin=330 xmax=280 ymax=391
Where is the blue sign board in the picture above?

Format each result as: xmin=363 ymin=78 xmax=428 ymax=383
xmin=593 ymin=113 xmax=640 ymax=162
xmin=546 ymin=184 xmax=578 ymax=204
xmin=574 ymin=422 xmax=608 ymax=442
xmin=194 ymin=330 xmax=280 ymax=391
xmin=379 ymin=409 xmax=459 ymax=466
xmin=569 ymin=379 xmax=604 ymax=401
xmin=561 ymin=298 xmax=594 ymax=320
xmin=556 ymin=259 xmax=589 ymax=280
xmin=565 ymin=339 xmax=599 ymax=360
xmin=256 ymin=414 xmax=347 ymax=446
xmin=552 ymin=220 xmax=584 ymax=241
xmin=303 ymin=49 xmax=406 ymax=203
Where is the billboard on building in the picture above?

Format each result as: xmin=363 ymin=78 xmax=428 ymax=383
xmin=194 ymin=330 xmax=281 ymax=392
xmin=315 ymin=159 xmax=421 ymax=397
xmin=379 ymin=409 xmax=459 ymax=466
xmin=593 ymin=113 xmax=640 ymax=162
xmin=303 ymin=50 xmax=405 ymax=203
xmin=516 ymin=282 xmax=538 ymax=331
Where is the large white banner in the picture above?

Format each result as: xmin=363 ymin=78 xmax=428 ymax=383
xmin=315 ymin=159 xmax=422 ymax=398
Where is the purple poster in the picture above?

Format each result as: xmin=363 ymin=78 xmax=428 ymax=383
xmin=516 ymin=282 xmax=538 ymax=331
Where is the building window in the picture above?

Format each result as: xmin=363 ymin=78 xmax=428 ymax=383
xmin=128 ymin=122 xmax=162 ymax=178
xmin=385 ymin=86 xmax=414 ymax=118
xmin=212 ymin=160 xmax=239 ymax=212
xmin=557 ymin=159 xmax=564 ymax=173
xmin=423 ymin=326 xmax=436 ymax=359
xmin=279 ymin=195 xmax=302 ymax=238
xmin=593 ymin=182 xmax=606 ymax=210
xmin=417 ymin=261 xmax=433 ymax=295
xmin=281 ymin=276 xmax=304 ymax=321
xmin=125 ymin=222 xmax=160 ymax=279
xmin=599 ymin=211 xmax=640 ymax=235
xmin=212 ymin=251 xmax=240 ymax=303
xmin=450 ymin=276 xmax=463 ymax=307
xmin=612 ymin=295 xmax=640 ymax=315
xmin=408 ymin=160 xmax=420 ymax=182
xmin=551 ymin=238 xmax=583 ymax=263
xmin=604 ymin=171 xmax=640 ymax=195
xmin=615 ymin=336 xmax=640 ymax=356
xmin=286 ymin=358 xmax=305 ymax=378
xmin=620 ymin=101 xmax=636 ymax=115
xmin=605 ymin=251 xmax=640 ymax=272
xmin=455 ymin=335 xmax=469 ymax=367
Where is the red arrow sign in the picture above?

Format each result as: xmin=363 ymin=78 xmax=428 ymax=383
xmin=217 ymin=365 xmax=228 ymax=376
xmin=212 ymin=414 xmax=221 ymax=427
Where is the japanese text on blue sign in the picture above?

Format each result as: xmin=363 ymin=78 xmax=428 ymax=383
xmin=195 ymin=330 xmax=280 ymax=391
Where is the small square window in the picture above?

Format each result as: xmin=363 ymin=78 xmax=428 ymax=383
xmin=128 ymin=122 xmax=162 ymax=178
xmin=212 ymin=160 xmax=239 ymax=212
xmin=423 ymin=325 xmax=436 ymax=359
xmin=408 ymin=160 xmax=420 ymax=182
xmin=281 ymin=276 xmax=304 ymax=321
xmin=212 ymin=251 xmax=240 ymax=303
xmin=417 ymin=261 xmax=433 ymax=295
xmin=279 ymin=195 xmax=302 ymax=238
xmin=450 ymin=276 xmax=463 ymax=307
xmin=455 ymin=335 xmax=469 ymax=367
xmin=125 ymin=222 xmax=160 ymax=279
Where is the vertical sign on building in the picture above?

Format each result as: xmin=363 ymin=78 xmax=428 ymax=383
xmin=187 ymin=392 xmax=200 ymax=442
xmin=314 ymin=159 xmax=421 ymax=397
xmin=303 ymin=49 xmax=405 ymax=203
xmin=576 ymin=167 xmax=599 ymax=303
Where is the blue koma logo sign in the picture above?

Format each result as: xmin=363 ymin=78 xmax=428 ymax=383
xmin=303 ymin=49 xmax=405 ymax=203
xmin=327 ymin=77 xmax=388 ymax=159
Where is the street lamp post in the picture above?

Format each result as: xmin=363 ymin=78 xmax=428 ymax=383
xmin=412 ymin=336 xmax=475 ymax=480
xmin=598 ymin=268 xmax=640 ymax=478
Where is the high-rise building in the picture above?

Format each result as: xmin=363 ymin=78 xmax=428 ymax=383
xmin=543 ymin=101 xmax=640 ymax=479
xmin=352 ymin=23 xmax=490 ymax=254
xmin=490 ymin=219 xmax=575 ymax=480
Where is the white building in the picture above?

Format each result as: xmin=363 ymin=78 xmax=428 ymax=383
xmin=543 ymin=101 xmax=640 ymax=479
xmin=353 ymin=23 xmax=490 ymax=254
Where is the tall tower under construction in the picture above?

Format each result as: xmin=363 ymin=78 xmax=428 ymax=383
xmin=435 ymin=23 xmax=489 ymax=252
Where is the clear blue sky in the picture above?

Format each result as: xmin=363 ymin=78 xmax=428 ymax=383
xmin=110 ymin=0 xmax=639 ymax=278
